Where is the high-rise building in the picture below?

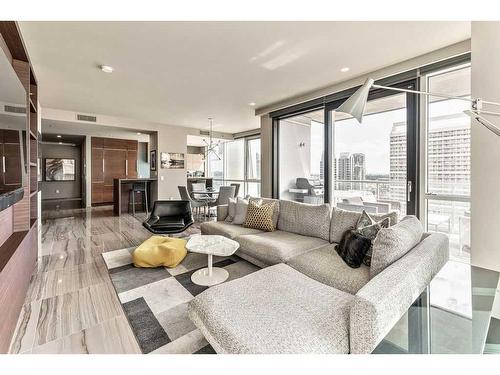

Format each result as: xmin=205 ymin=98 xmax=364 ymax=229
xmin=389 ymin=114 xmax=470 ymax=206
xmin=389 ymin=122 xmax=407 ymax=204
xmin=334 ymin=152 xmax=366 ymax=190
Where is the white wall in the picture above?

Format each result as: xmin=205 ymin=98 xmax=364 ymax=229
xmin=278 ymin=120 xmax=311 ymax=200
xmin=471 ymin=22 xmax=500 ymax=272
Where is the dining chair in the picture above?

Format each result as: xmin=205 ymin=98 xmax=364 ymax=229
xmin=208 ymin=186 xmax=236 ymax=216
xmin=178 ymin=186 xmax=205 ymax=217
xmin=230 ymin=183 xmax=240 ymax=197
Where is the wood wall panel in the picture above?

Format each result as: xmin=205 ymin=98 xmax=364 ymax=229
xmin=91 ymin=137 xmax=138 ymax=204
xmin=0 ymin=206 xmax=13 ymax=248
xmin=91 ymin=148 xmax=103 ymax=183
xmin=0 ymin=21 xmax=39 ymax=353
xmin=13 ymin=187 xmax=30 ymax=232
xmin=127 ymin=150 xmax=138 ymax=178
xmin=0 ymin=230 xmax=34 ymax=353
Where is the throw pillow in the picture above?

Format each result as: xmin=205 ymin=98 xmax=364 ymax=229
xmin=232 ymin=197 xmax=249 ymax=225
xmin=356 ymin=210 xmax=390 ymax=266
xmin=225 ymin=198 xmax=237 ymax=223
xmin=249 ymin=197 xmax=280 ymax=228
xmin=335 ymin=230 xmax=372 ymax=268
xmin=330 ymin=207 xmax=398 ymax=243
xmin=243 ymin=199 xmax=277 ymax=232
xmin=370 ymin=215 xmax=424 ymax=277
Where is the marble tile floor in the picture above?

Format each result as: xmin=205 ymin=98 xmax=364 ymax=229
xmin=9 ymin=206 xmax=202 ymax=354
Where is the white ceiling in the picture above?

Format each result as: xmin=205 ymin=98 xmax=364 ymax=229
xmin=19 ymin=21 xmax=470 ymax=133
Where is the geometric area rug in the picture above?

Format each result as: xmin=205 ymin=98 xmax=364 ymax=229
xmin=102 ymin=238 xmax=260 ymax=354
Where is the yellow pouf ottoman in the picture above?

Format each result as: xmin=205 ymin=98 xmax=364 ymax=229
xmin=133 ymin=236 xmax=187 ymax=268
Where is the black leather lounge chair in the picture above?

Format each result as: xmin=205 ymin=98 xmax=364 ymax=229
xmin=143 ymin=200 xmax=194 ymax=235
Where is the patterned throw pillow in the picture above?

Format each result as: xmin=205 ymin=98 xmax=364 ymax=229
xmin=356 ymin=210 xmax=390 ymax=266
xmin=243 ymin=199 xmax=277 ymax=232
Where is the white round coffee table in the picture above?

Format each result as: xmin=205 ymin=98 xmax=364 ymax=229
xmin=186 ymin=235 xmax=240 ymax=286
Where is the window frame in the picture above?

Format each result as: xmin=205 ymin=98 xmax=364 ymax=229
xmin=208 ymin=135 xmax=262 ymax=197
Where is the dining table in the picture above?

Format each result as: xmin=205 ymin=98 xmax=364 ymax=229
xmin=191 ymin=189 xmax=219 ymax=217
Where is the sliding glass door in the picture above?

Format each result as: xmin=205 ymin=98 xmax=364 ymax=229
xmin=327 ymin=89 xmax=416 ymax=215
xmin=424 ymin=64 xmax=472 ymax=352
xmin=274 ymin=81 xmax=418 ymax=216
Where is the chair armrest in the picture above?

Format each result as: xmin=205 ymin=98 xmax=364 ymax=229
xmin=349 ymin=232 xmax=449 ymax=354
xmin=217 ymin=205 xmax=228 ymax=221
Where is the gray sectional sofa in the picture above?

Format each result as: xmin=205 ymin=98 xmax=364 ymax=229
xmin=188 ymin=199 xmax=449 ymax=354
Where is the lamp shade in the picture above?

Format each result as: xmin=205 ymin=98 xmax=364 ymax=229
xmin=335 ymin=78 xmax=374 ymax=123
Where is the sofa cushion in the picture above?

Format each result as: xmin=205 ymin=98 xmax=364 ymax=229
xmin=188 ymin=263 xmax=353 ymax=354
xmin=287 ymin=244 xmax=370 ymax=294
xmin=236 ymin=230 xmax=328 ymax=266
xmin=330 ymin=207 xmax=398 ymax=243
xmin=370 ymin=215 xmax=424 ymax=277
xmin=277 ymin=200 xmax=330 ymax=241
xmin=200 ymin=221 xmax=263 ymax=239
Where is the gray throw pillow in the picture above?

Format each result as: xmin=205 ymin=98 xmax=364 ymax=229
xmin=370 ymin=216 xmax=424 ymax=278
xmin=232 ymin=198 xmax=249 ymax=225
xmin=225 ymin=198 xmax=237 ymax=223
xmin=330 ymin=207 xmax=398 ymax=243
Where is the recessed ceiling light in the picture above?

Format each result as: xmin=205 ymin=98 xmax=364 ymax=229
xmin=137 ymin=132 xmax=142 ymax=135
xmin=58 ymin=142 xmax=62 ymax=145
xmin=340 ymin=67 xmax=350 ymax=73
xmin=248 ymin=102 xmax=256 ymax=106
xmin=99 ymin=65 xmax=114 ymax=73
xmin=56 ymin=135 xmax=62 ymax=138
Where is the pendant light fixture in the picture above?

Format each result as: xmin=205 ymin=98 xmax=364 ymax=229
xmin=203 ymin=118 xmax=222 ymax=160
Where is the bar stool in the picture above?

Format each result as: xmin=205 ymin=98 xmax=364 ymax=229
xmin=129 ymin=182 xmax=149 ymax=216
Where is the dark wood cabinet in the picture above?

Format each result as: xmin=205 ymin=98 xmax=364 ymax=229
xmin=91 ymin=137 xmax=138 ymax=204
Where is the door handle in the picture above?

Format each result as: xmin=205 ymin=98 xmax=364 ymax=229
xmin=125 ymin=160 xmax=128 ymax=176
xmin=102 ymin=159 xmax=104 ymax=174
xmin=407 ymin=180 xmax=412 ymax=202
xmin=2 ymin=156 xmax=5 ymax=173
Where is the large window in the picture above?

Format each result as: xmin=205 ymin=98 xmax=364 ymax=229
xmin=208 ymin=136 xmax=261 ymax=197
xmin=424 ymin=65 xmax=472 ymax=335
xmin=424 ymin=65 xmax=471 ymax=263
xmin=331 ymin=93 xmax=409 ymax=216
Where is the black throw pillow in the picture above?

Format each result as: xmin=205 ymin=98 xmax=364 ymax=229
xmin=335 ymin=230 xmax=372 ymax=269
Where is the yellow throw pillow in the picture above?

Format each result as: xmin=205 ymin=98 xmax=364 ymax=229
xmin=243 ymin=199 xmax=277 ymax=232
xmin=133 ymin=236 xmax=187 ymax=268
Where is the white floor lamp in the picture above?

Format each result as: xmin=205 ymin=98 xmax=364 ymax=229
xmin=335 ymin=77 xmax=500 ymax=136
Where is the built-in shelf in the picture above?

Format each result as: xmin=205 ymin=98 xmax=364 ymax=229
xmin=0 ymin=231 xmax=29 ymax=273
xmin=29 ymin=98 xmax=37 ymax=113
